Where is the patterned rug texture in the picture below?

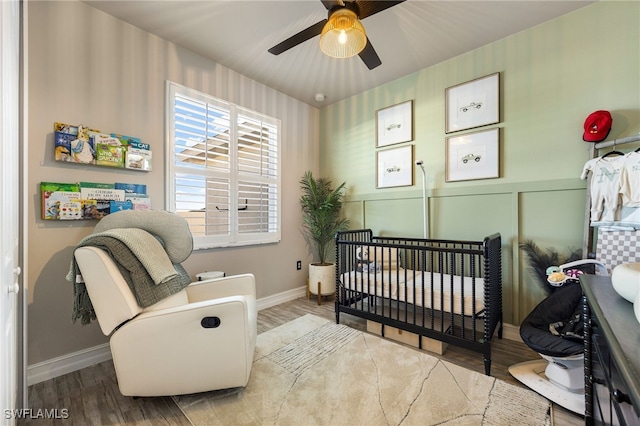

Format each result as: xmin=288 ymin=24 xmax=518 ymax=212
xmin=173 ymin=314 xmax=550 ymax=425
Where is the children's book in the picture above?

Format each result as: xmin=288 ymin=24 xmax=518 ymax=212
xmin=82 ymin=200 xmax=105 ymax=220
xmin=126 ymin=195 xmax=151 ymax=210
xmin=125 ymin=148 xmax=152 ymax=171
xmin=128 ymin=141 xmax=150 ymax=150
xmin=95 ymin=143 xmax=125 ymax=168
xmin=58 ymin=201 xmax=83 ymax=220
xmin=54 ymin=122 xmax=99 ymax=164
xmin=55 ymin=131 xmax=95 ymax=164
xmin=89 ymin=131 xmax=121 ymax=147
xmin=110 ymin=200 xmax=133 ymax=214
xmin=111 ymin=134 xmax=144 ymax=147
xmin=53 ymin=122 xmax=78 ymax=134
xmin=92 ymin=200 xmax=112 ymax=217
xmin=40 ymin=182 xmax=81 ymax=220
xmin=54 ymin=131 xmax=76 ymax=162
xmin=114 ymin=183 xmax=147 ymax=195
xmin=79 ymin=182 xmax=115 ymax=189
xmin=80 ymin=187 xmax=125 ymax=201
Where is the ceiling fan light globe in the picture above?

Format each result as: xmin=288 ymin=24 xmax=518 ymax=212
xmin=319 ymin=9 xmax=367 ymax=59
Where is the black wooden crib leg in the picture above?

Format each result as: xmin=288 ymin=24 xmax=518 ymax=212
xmin=484 ymin=358 xmax=491 ymax=376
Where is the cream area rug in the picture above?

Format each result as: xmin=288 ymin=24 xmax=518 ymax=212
xmin=173 ymin=314 xmax=550 ymax=425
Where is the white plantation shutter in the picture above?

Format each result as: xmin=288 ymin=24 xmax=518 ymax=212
xmin=167 ymin=82 xmax=281 ymax=249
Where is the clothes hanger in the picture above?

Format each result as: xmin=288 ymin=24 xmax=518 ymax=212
xmin=602 ymin=150 xmax=624 ymax=158
xmin=602 ymin=144 xmax=624 ymax=158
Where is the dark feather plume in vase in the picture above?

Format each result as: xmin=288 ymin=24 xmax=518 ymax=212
xmin=519 ymin=239 xmax=582 ymax=295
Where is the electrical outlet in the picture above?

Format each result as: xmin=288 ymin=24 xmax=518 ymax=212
xmin=296 ymin=260 xmax=302 ymax=270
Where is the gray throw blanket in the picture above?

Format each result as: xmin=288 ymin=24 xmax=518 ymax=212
xmin=67 ymin=230 xmax=192 ymax=326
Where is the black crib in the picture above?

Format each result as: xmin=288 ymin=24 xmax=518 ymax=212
xmin=334 ymin=229 xmax=503 ymax=375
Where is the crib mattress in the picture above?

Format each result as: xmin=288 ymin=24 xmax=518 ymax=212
xmin=340 ymin=268 xmax=485 ymax=316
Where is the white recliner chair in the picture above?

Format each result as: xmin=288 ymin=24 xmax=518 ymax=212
xmin=71 ymin=210 xmax=257 ymax=397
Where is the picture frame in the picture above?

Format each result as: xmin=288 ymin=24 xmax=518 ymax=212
xmin=445 ymin=73 xmax=499 ymax=133
xmin=445 ymin=128 xmax=500 ymax=182
xmin=376 ymin=145 xmax=413 ymax=188
xmin=376 ymin=100 xmax=413 ymax=147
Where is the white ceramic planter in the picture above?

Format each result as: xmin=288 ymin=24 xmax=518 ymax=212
xmin=308 ymin=263 xmax=335 ymax=296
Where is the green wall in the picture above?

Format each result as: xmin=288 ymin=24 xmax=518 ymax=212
xmin=320 ymin=1 xmax=640 ymax=324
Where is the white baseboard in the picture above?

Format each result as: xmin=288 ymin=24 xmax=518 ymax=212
xmin=27 ymin=286 xmax=308 ymax=386
xmin=256 ymin=285 xmax=307 ymax=311
xmin=27 ymin=286 xmax=522 ymax=386
xmin=27 ymin=343 xmax=111 ymax=386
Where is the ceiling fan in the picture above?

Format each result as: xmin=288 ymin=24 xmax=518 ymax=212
xmin=268 ymin=0 xmax=406 ymax=70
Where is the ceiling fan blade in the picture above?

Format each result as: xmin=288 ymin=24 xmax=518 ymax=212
xmin=320 ymin=0 xmax=340 ymax=10
xmin=268 ymin=19 xmax=327 ymax=55
xmin=356 ymin=0 xmax=405 ymax=20
xmin=358 ymin=38 xmax=381 ymax=70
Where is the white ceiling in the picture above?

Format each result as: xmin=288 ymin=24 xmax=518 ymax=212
xmin=84 ymin=0 xmax=595 ymax=106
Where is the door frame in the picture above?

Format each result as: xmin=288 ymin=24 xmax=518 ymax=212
xmin=0 ymin=0 xmax=27 ymax=418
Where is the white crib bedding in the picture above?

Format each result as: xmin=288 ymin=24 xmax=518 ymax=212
xmin=340 ymin=268 xmax=485 ymax=316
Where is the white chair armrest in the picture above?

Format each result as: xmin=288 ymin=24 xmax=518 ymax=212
xmin=131 ymin=294 xmax=250 ymax=321
xmin=186 ymin=273 xmax=256 ymax=303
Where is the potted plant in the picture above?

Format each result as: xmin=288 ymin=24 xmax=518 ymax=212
xmin=299 ymin=171 xmax=349 ymax=300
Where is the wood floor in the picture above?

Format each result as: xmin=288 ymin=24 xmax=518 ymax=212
xmin=21 ymin=296 xmax=583 ymax=425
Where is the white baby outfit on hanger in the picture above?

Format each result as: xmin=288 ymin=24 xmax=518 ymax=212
xmin=581 ymin=154 xmax=626 ymax=222
xmin=620 ymin=151 xmax=640 ymax=207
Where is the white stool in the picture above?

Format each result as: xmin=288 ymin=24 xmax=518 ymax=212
xmin=196 ymin=271 xmax=225 ymax=281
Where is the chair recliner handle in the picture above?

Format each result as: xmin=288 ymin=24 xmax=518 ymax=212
xmin=201 ymin=317 xmax=221 ymax=328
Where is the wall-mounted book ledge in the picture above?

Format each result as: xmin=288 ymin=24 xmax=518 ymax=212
xmin=54 ymin=122 xmax=152 ymax=171
xmin=41 ymin=181 xmax=150 ymax=220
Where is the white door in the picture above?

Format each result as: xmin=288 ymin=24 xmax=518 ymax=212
xmin=1 ymin=0 xmax=22 ymax=423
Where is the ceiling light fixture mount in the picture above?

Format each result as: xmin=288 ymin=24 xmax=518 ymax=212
xmin=319 ymin=4 xmax=367 ymax=59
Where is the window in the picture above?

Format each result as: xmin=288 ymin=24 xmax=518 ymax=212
xmin=166 ymin=82 xmax=281 ymax=249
